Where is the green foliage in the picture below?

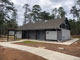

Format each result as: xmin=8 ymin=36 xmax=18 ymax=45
xmin=58 ymin=7 xmax=66 ymax=18
xmin=52 ymin=8 xmax=58 ymax=19
xmin=40 ymin=11 xmax=51 ymax=20
xmin=0 ymin=0 xmax=18 ymax=37
xmin=69 ymin=0 xmax=80 ymax=35
xmin=32 ymin=5 xmax=41 ymax=22
xmin=6 ymin=20 xmax=17 ymax=28
xmin=70 ymin=6 xmax=79 ymax=20
xmin=0 ymin=13 xmax=4 ymax=26
xmin=24 ymin=41 xmax=44 ymax=44
xmin=32 ymin=5 xmax=41 ymax=13
xmin=23 ymin=4 xmax=31 ymax=24
xmin=69 ymin=19 xmax=80 ymax=35
xmin=24 ymin=41 xmax=35 ymax=43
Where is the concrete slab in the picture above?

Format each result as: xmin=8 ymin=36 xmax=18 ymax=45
xmin=61 ymin=38 xmax=79 ymax=45
xmin=42 ymin=52 xmax=80 ymax=60
xmin=0 ymin=42 xmax=80 ymax=60
xmin=5 ymin=38 xmax=79 ymax=45
xmin=28 ymin=38 xmax=79 ymax=45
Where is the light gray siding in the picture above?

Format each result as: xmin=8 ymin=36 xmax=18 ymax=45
xmin=62 ymin=29 xmax=71 ymax=40
xmin=46 ymin=31 xmax=57 ymax=40
xmin=16 ymin=31 xmax=22 ymax=39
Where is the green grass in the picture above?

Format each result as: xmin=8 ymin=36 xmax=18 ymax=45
xmin=23 ymin=40 xmax=45 ymax=44
xmin=24 ymin=41 xmax=37 ymax=43
xmin=16 ymin=38 xmax=21 ymax=40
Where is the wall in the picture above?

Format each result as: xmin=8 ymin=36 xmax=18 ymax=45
xmin=62 ymin=29 xmax=71 ymax=40
xmin=46 ymin=31 xmax=57 ymax=40
xmin=16 ymin=31 xmax=22 ymax=39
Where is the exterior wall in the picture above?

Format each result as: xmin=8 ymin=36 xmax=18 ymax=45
xmin=46 ymin=31 xmax=57 ymax=40
xmin=16 ymin=31 xmax=22 ymax=39
xmin=62 ymin=29 xmax=71 ymax=40
xmin=19 ymin=29 xmax=71 ymax=41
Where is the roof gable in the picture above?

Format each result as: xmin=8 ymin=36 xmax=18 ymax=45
xmin=60 ymin=18 xmax=71 ymax=30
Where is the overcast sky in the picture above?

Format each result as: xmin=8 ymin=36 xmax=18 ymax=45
xmin=11 ymin=0 xmax=76 ymax=26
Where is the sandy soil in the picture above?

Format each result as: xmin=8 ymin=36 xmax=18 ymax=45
xmin=0 ymin=46 xmax=46 ymax=60
xmin=16 ymin=40 xmax=80 ymax=57
xmin=72 ymin=35 xmax=80 ymax=38
xmin=0 ymin=38 xmax=7 ymax=42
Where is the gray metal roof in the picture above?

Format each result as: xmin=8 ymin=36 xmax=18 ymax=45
xmin=17 ymin=18 xmax=66 ymax=30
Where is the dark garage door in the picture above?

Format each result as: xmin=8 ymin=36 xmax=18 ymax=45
xmin=37 ymin=31 xmax=45 ymax=40
xmin=22 ymin=30 xmax=28 ymax=39
xmin=29 ymin=31 xmax=36 ymax=39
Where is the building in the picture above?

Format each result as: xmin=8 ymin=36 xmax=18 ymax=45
xmin=16 ymin=18 xmax=71 ymax=41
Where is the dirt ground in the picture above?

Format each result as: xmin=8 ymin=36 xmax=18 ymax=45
xmin=0 ymin=38 xmax=7 ymax=42
xmin=0 ymin=36 xmax=21 ymax=42
xmin=72 ymin=35 xmax=80 ymax=38
xmin=0 ymin=46 xmax=46 ymax=60
xmin=16 ymin=40 xmax=80 ymax=57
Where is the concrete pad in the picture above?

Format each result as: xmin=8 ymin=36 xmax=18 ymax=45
xmin=29 ymin=48 xmax=54 ymax=56
xmin=6 ymin=38 xmax=79 ymax=45
xmin=42 ymin=52 xmax=80 ymax=60
xmin=61 ymin=38 xmax=79 ymax=45
xmin=0 ymin=42 xmax=80 ymax=60
xmin=27 ymin=38 xmax=79 ymax=45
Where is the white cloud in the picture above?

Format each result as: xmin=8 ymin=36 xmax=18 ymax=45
xmin=38 ymin=0 xmax=52 ymax=6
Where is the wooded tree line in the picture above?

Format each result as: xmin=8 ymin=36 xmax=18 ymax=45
xmin=69 ymin=0 xmax=80 ymax=35
xmin=0 ymin=0 xmax=17 ymax=36
xmin=23 ymin=0 xmax=80 ymax=35
xmin=0 ymin=0 xmax=80 ymax=36
xmin=23 ymin=4 xmax=66 ymax=24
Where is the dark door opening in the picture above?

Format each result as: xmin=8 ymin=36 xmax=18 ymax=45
xmin=37 ymin=31 xmax=45 ymax=40
xmin=22 ymin=30 xmax=28 ymax=39
xmin=29 ymin=31 xmax=36 ymax=39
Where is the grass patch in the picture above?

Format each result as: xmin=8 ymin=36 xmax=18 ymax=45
xmin=16 ymin=38 xmax=21 ymax=40
xmin=23 ymin=40 xmax=45 ymax=44
xmin=24 ymin=41 xmax=38 ymax=43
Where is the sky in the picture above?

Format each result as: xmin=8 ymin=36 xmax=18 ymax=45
xmin=11 ymin=0 xmax=76 ymax=26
